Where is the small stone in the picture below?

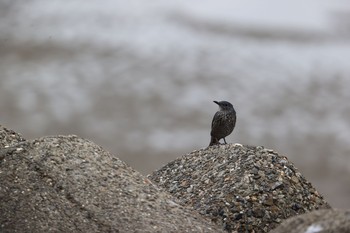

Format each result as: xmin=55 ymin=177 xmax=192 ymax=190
xmin=271 ymin=181 xmax=284 ymax=190
xmin=291 ymin=176 xmax=299 ymax=183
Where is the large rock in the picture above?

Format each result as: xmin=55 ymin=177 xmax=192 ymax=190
xmin=149 ymin=144 xmax=331 ymax=232
xmin=0 ymin=132 xmax=224 ymax=232
xmin=270 ymin=209 xmax=350 ymax=233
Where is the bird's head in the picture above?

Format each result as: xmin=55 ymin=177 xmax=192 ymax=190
xmin=214 ymin=100 xmax=234 ymax=111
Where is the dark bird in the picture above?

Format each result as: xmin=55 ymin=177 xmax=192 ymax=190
xmin=209 ymin=100 xmax=236 ymax=146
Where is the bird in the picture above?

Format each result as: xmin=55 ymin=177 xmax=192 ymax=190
xmin=209 ymin=100 xmax=236 ymax=146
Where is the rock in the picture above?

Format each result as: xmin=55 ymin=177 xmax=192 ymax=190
xmin=270 ymin=209 xmax=350 ymax=233
xmin=0 ymin=134 xmax=224 ymax=233
xmin=149 ymin=144 xmax=331 ymax=232
xmin=0 ymin=124 xmax=26 ymax=148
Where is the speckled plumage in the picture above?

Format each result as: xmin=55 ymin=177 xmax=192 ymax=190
xmin=209 ymin=100 xmax=236 ymax=146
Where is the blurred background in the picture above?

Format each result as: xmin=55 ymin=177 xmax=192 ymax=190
xmin=1 ymin=0 xmax=350 ymax=207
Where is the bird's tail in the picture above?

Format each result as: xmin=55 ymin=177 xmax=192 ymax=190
xmin=209 ymin=136 xmax=219 ymax=146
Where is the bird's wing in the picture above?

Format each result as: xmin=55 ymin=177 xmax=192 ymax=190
xmin=211 ymin=112 xmax=224 ymax=135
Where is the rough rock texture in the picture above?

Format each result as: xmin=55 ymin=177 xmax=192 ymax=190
xmin=0 ymin=131 xmax=224 ymax=232
xmin=149 ymin=144 xmax=331 ymax=232
xmin=0 ymin=125 xmax=26 ymax=148
xmin=270 ymin=209 xmax=350 ymax=233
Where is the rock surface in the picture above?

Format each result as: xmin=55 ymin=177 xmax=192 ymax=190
xmin=149 ymin=144 xmax=331 ymax=232
xmin=0 ymin=125 xmax=26 ymax=148
xmin=0 ymin=126 xmax=224 ymax=233
xmin=270 ymin=209 xmax=350 ymax=233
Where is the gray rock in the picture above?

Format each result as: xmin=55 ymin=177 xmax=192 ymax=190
xmin=270 ymin=209 xmax=350 ymax=233
xmin=0 ymin=124 xmax=26 ymax=148
xmin=149 ymin=144 xmax=331 ymax=232
xmin=0 ymin=133 xmax=224 ymax=233
xmin=0 ymin=125 xmax=26 ymax=161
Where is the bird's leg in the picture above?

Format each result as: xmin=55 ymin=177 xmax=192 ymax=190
xmin=209 ymin=137 xmax=220 ymax=146
xmin=223 ymin=138 xmax=227 ymax=144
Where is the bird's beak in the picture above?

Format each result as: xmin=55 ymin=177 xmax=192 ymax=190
xmin=213 ymin=101 xmax=219 ymax=105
